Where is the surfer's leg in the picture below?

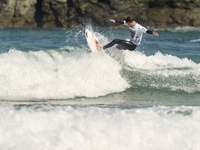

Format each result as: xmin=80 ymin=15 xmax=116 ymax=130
xmin=116 ymin=40 xmax=137 ymax=51
xmin=103 ymin=39 xmax=120 ymax=49
xmin=103 ymin=39 xmax=137 ymax=51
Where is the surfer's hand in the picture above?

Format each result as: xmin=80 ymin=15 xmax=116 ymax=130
xmin=110 ymin=19 xmax=115 ymax=23
xmin=153 ymin=32 xmax=159 ymax=36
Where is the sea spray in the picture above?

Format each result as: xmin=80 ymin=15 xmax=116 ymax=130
xmin=0 ymin=48 xmax=129 ymax=100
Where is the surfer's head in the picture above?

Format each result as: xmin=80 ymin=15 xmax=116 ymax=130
xmin=125 ymin=17 xmax=136 ymax=27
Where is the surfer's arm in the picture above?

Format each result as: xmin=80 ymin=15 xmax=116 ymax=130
xmin=115 ymin=20 xmax=124 ymax=24
xmin=110 ymin=19 xmax=126 ymax=25
xmin=146 ymin=30 xmax=153 ymax=34
xmin=146 ymin=30 xmax=159 ymax=36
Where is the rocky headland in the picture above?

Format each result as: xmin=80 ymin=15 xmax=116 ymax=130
xmin=0 ymin=0 xmax=200 ymax=28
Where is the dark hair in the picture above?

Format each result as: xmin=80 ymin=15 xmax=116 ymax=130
xmin=125 ymin=17 xmax=134 ymax=23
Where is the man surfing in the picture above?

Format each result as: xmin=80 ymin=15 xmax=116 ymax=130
xmin=96 ymin=17 xmax=158 ymax=51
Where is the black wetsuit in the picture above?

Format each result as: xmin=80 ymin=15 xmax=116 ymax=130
xmin=103 ymin=20 xmax=153 ymax=51
xmin=103 ymin=39 xmax=137 ymax=51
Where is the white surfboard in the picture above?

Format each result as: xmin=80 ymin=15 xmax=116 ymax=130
xmin=85 ymin=29 xmax=104 ymax=52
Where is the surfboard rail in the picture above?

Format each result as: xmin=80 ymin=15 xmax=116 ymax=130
xmin=85 ymin=29 xmax=104 ymax=52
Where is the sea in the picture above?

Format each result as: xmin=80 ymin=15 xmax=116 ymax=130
xmin=0 ymin=25 xmax=200 ymax=150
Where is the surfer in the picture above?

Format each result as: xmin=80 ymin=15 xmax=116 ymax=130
xmin=96 ymin=17 xmax=158 ymax=51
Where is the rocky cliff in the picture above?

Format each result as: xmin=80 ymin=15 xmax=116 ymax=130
xmin=0 ymin=0 xmax=200 ymax=28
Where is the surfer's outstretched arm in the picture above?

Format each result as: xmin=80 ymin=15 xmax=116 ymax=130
xmin=146 ymin=30 xmax=159 ymax=36
xmin=110 ymin=19 xmax=125 ymax=25
xmin=111 ymin=19 xmax=159 ymax=36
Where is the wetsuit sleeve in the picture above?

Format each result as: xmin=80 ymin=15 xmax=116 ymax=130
xmin=115 ymin=20 xmax=124 ymax=24
xmin=115 ymin=20 xmax=128 ymax=26
xmin=146 ymin=30 xmax=153 ymax=34
xmin=140 ymin=24 xmax=153 ymax=34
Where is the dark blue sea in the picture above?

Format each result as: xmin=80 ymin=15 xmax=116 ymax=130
xmin=0 ymin=26 xmax=200 ymax=149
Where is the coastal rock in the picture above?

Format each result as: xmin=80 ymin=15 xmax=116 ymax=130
xmin=0 ymin=0 xmax=200 ymax=28
xmin=146 ymin=0 xmax=200 ymax=27
xmin=0 ymin=0 xmax=15 ymax=27
xmin=0 ymin=0 xmax=37 ymax=27
xmin=40 ymin=0 xmax=68 ymax=27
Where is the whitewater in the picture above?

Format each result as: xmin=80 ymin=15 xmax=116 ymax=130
xmin=0 ymin=48 xmax=129 ymax=100
xmin=0 ymin=27 xmax=200 ymax=150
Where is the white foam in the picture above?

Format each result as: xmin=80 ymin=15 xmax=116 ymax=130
xmin=189 ymin=39 xmax=200 ymax=42
xmin=66 ymin=28 xmax=85 ymax=44
xmin=0 ymin=49 xmax=129 ymax=100
xmin=0 ymin=105 xmax=200 ymax=150
xmin=123 ymin=51 xmax=199 ymax=71
xmin=122 ymin=51 xmax=200 ymax=92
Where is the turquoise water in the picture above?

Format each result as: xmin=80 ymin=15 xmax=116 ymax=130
xmin=0 ymin=26 xmax=200 ymax=149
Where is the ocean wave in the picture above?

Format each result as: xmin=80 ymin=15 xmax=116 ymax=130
xmin=155 ymin=26 xmax=200 ymax=32
xmin=1 ymin=28 xmax=200 ymax=100
xmin=0 ymin=105 xmax=200 ymax=150
xmin=0 ymin=48 xmax=129 ymax=100
xmin=189 ymin=39 xmax=200 ymax=42
xmin=121 ymin=51 xmax=200 ymax=93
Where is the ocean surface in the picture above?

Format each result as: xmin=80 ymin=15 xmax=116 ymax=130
xmin=0 ymin=26 xmax=200 ymax=150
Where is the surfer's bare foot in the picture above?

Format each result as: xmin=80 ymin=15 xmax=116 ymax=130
xmin=96 ymin=42 xmax=102 ymax=51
